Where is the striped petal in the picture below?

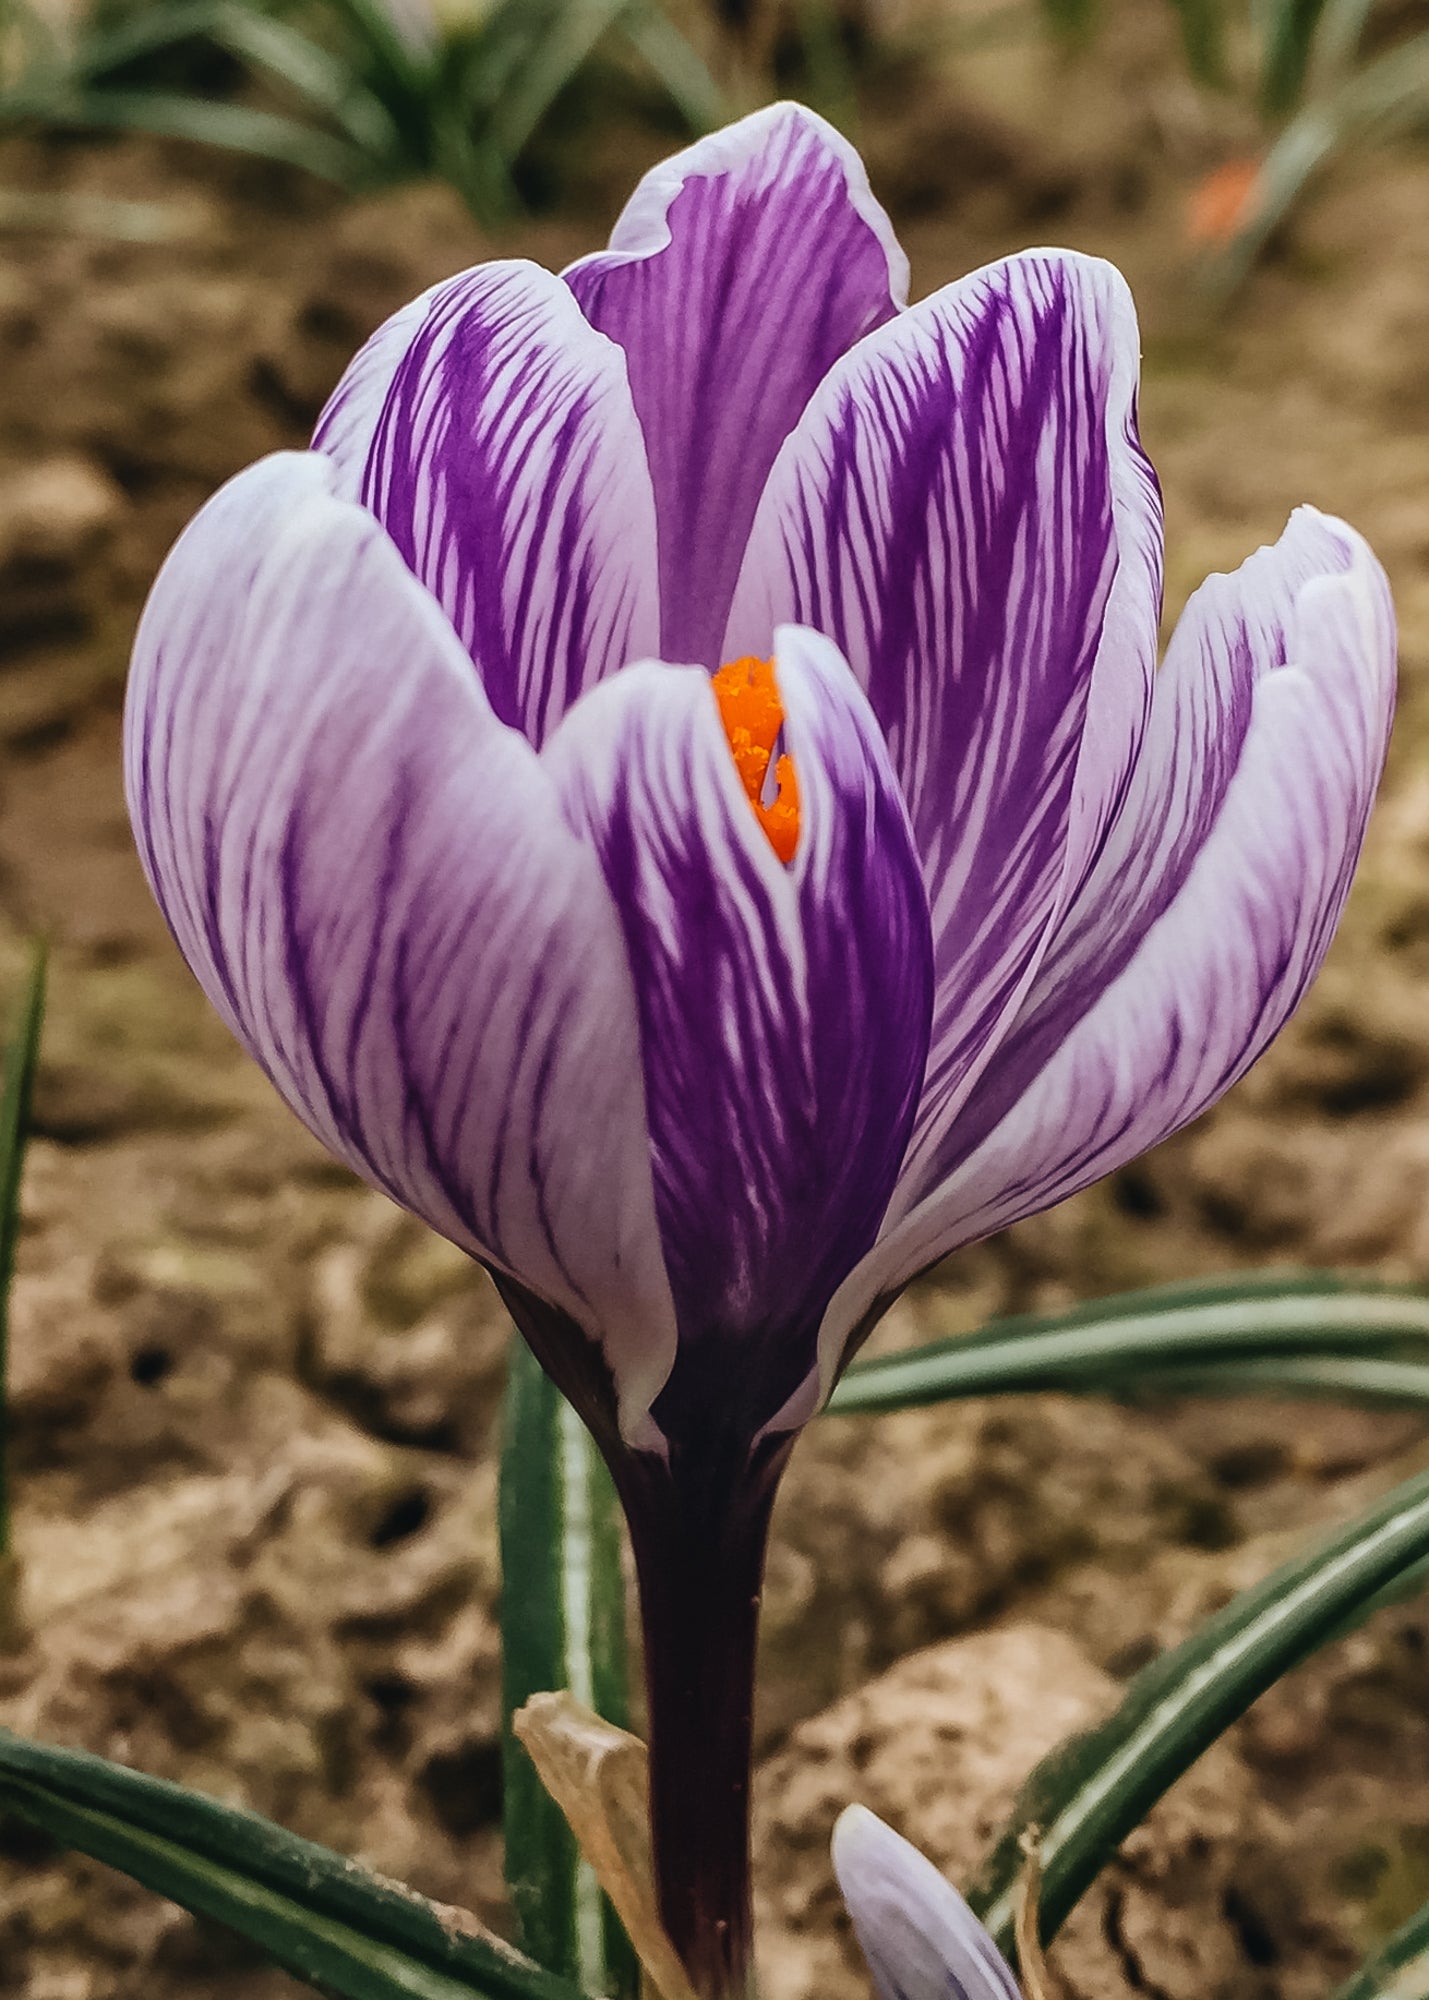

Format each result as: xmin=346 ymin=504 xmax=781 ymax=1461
xmin=726 ymin=252 xmax=1163 ymax=1198
xmin=829 ymin=510 xmax=1394 ymax=1343
xmin=543 ymin=626 xmax=932 ymax=1454
xmin=833 ymin=1807 xmax=1022 ymax=2000
xmin=124 ymin=449 xmax=677 ymax=1445
xmin=313 ymin=260 xmax=659 ymax=746
xmin=310 ymin=279 xmax=438 ymax=499
xmin=564 ymin=103 xmax=907 ymax=670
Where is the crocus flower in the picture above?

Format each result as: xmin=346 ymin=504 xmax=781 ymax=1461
xmin=834 ymin=1805 xmax=1023 ymax=2000
xmin=124 ymin=103 xmax=1395 ymax=1999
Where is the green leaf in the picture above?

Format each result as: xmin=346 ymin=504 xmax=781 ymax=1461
xmin=826 ymin=1273 xmax=1429 ymax=1415
xmin=1107 ymin=1353 xmax=1429 ymax=1408
xmin=1167 ymin=0 xmax=1228 ymax=86
xmin=967 ymin=1462 xmax=1429 ymax=1958
xmin=620 ymin=1 xmax=724 ymax=132
xmin=201 ymin=5 xmax=403 ymax=157
xmin=306 ymin=0 xmax=435 ymax=100
xmin=1334 ymin=1895 xmax=1429 ymax=2000
xmin=486 ymin=0 xmax=629 ymax=164
xmin=500 ymin=1338 xmax=638 ymax=2000
xmin=51 ymin=0 xmax=241 ymax=82
xmin=0 ymin=940 xmax=44 ymax=1563
xmin=1215 ymin=25 xmax=1429 ymax=289
xmin=0 ymin=1729 xmax=586 ymax=2000
xmin=1 ymin=85 xmax=372 ymax=183
xmin=1036 ymin=0 xmax=1096 ymax=41
xmin=1258 ymin=0 xmax=1331 ymax=114
xmin=1308 ymin=0 xmax=1378 ymax=87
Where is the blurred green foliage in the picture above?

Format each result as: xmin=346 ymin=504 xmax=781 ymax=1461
xmin=0 ymin=0 xmax=1424 ymax=268
xmin=1035 ymin=0 xmax=1429 ymax=281
xmin=0 ymin=0 xmax=728 ymax=222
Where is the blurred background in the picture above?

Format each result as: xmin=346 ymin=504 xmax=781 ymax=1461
xmin=0 ymin=3 xmax=1428 ymax=1996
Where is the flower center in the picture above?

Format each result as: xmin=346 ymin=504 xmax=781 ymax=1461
xmin=712 ymin=655 xmax=800 ymax=864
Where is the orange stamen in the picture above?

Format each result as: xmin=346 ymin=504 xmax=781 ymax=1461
xmin=712 ymin=655 xmax=801 ymax=865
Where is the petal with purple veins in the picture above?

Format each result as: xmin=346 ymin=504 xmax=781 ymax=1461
xmin=565 ymin=103 xmax=908 ymax=669
xmin=727 ymin=251 xmax=1163 ymax=1188
xmin=124 ymin=449 xmax=677 ymax=1445
xmin=832 ymin=1806 xmax=1023 ymax=2000
xmin=315 ymin=260 xmax=660 ymax=746
xmin=311 ymin=279 xmax=442 ymax=501
xmin=827 ymin=511 xmax=1394 ymax=1349
xmin=543 ymin=625 xmax=932 ymax=1453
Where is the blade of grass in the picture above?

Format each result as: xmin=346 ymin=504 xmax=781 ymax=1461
xmin=826 ymin=1276 xmax=1429 ymax=1414
xmin=1167 ymin=0 xmax=1228 ymax=85
xmin=1333 ymin=1893 xmax=1429 ymax=2000
xmin=1258 ymin=0 xmax=1330 ymax=113
xmin=312 ymin=0 xmax=435 ymax=96
xmin=1103 ymin=1353 xmax=1429 ymax=1408
xmin=1215 ymin=26 xmax=1429 ymax=290
xmin=487 ymin=0 xmax=629 ymax=163
xmin=620 ymin=2 xmax=724 ymax=130
xmin=59 ymin=0 xmax=261 ymax=80
xmin=0 ymin=1729 xmax=586 ymax=2000
xmin=0 ymin=942 xmax=44 ymax=1576
xmin=500 ymin=1338 xmax=638 ymax=2000
xmin=967 ymin=1462 xmax=1429 ymax=1959
xmin=203 ymin=6 xmax=403 ymax=157
xmin=2 ymin=87 xmax=372 ymax=183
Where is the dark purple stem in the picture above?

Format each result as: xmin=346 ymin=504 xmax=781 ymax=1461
xmin=617 ymin=1439 xmax=792 ymax=2000
xmin=493 ymin=1279 xmax=802 ymax=1997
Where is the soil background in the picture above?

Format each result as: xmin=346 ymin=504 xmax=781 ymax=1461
xmin=1 ymin=9 xmax=1428 ymax=1996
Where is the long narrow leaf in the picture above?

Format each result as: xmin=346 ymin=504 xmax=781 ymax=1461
xmin=59 ymin=0 xmax=244 ymax=81
xmin=1259 ymin=0 xmax=1330 ymax=113
xmin=203 ymin=7 xmax=403 ymax=156
xmin=0 ymin=1730 xmax=584 ymax=2000
xmin=1334 ymin=1895 xmax=1429 ymax=2000
xmin=487 ymin=0 xmax=628 ymax=163
xmin=1309 ymin=0 xmax=1377 ymax=87
xmin=1110 ymin=1354 xmax=1429 ymax=1407
xmin=500 ymin=1339 xmax=637 ymax=2000
xmin=310 ymin=0 xmax=434 ymax=97
xmin=0 ymin=941 xmax=44 ymax=1565
xmin=620 ymin=3 xmax=724 ymax=131
xmin=1220 ymin=26 xmax=1429 ymax=287
xmin=2 ymin=86 xmax=372 ymax=183
xmin=827 ymin=1276 xmax=1429 ymax=1415
xmin=967 ymin=1463 xmax=1429 ymax=1957
xmin=1167 ymin=0 xmax=1228 ymax=85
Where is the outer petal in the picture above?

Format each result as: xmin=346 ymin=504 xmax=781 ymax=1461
xmin=564 ymin=103 xmax=908 ymax=669
xmin=311 ymin=279 xmax=441 ymax=500
xmin=832 ymin=1807 xmax=1022 ymax=2000
xmin=313 ymin=260 xmax=660 ymax=746
xmin=726 ymin=251 xmax=1163 ymax=1189
xmin=829 ymin=512 xmax=1394 ymax=1343
xmin=543 ymin=625 xmax=932 ymax=1451
xmin=124 ymin=450 xmax=677 ymax=1443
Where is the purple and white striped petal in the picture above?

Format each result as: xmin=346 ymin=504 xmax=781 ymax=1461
xmin=314 ymin=260 xmax=660 ymax=746
xmin=564 ymin=103 xmax=908 ymax=670
xmin=827 ymin=511 xmax=1394 ymax=1344
xmin=543 ymin=626 xmax=932 ymax=1451
xmin=833 ymin=1807 xmax=1022 ymax=2000
xmin=726 ymin=251 xmax=1163 ymax=1193
xmin=124 ymin=449 xmax=678 ymax=1445
xmin=312 ymin=279 xmax=443 ymax=501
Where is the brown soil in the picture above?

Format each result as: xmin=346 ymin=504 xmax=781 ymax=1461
xmin=1 ymin=13 xmax=1428 ymax=1997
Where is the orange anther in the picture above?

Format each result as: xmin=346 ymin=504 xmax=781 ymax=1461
xmin=712 ymin=656 xmax=801 ymax=864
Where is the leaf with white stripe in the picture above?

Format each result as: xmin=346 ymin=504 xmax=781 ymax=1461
xmin=500 ymin=1337 xmax=637 ymax=1999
